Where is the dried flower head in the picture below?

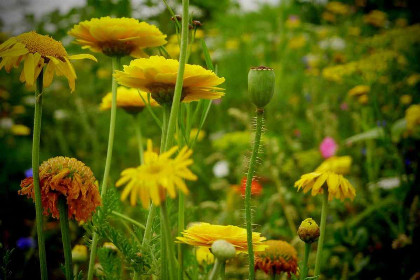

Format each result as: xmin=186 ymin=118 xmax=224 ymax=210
xmin=19 ymin=156 xmax=101 ymax=222
xmin=255 ymin=240 xmax=298 ymax=277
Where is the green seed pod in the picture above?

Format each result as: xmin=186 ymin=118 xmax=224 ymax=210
xmin=297 ymin=218 xmax=320 ymax=243
xmin=211 ymin=240 xmax=236 ymax=260
xmin=248 ymin=66 xmax=275 ymax=108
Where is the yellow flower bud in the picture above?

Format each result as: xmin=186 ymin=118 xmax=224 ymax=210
xmin=297 ymin=218 xmax=320 ymax=243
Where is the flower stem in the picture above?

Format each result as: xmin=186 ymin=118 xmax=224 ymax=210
xmin=177 ymin=192 xmax=185 ymax=280
xmin=245 ymin=109 xmax=264 ymax=280
xmin=32 ymin=70 xmax=48 ymax=280
xmin=111 ymin=210 xmax=145 ymax=229
xmin=58 ymin=197 xmax=73 ymax=280
xmin=208 ymin=258 xmax=223 ymax=280
xmin=314 ymin=190 xmax=328 ymax=276
xmin=87 ymin=56 xmax=121 ymax=280
xmin=132 ymin=114 xmax=144 ymax=164
xmin=300 ymin=243 xmax=311 ymax=280
xmin=161 ymin=202 xmax=177 ymax=280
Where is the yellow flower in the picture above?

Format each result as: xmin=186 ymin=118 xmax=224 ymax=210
xmin=177 ymin=223 xmax=266 ymax=253
xmin=364 ymin=10 xmax=387 ymax=27
xmin=322 ymin=12 xmax=336 ymax=23
xmin=72 ymin=245 xmax=88 ymax=262
xmin=348 ymin=27 xmax=361 ymax=36
xmin=407 ymin=73 xmax=420 ymax=86
xmin=297 ymin=218 xmax=320 ymax=243
xmin=405 ymin=104 xmax=420 ymax=132
xmin=116 ymin=139 xmax=197 ymax=208
xmin=100 ymin=86 xmax=158 ymax=113
xmin=254 ymin=240 xmax=298 ymax=276
xmin=114 ymin=56 xmax=225 ymax=104
xmin=225 ymin=39 xmax=239 ymax=50
xmin=288 ymin=35 xmax=306 ymax=49
xmin=196 ymin=247 xmax=214 ymax=265
xmin=326 ymin=1 xmax=351 ymax=15
xmin=400 ymin=95 xmax=412 ymax=105
xmin=0 ymin=31 xmax=96 ymax=92
xmin=348 ymin=85 xmax=370 ymax=97
xmin=11 ymin=124 xmax=30 ymax=136
xmin=316 ymin=156 xmax=352 ymax=175
xmin=294 ymin=171 xmax=356 ymax=201
xmin=358 ymin=95 xmax=369 ymax=104
xmin=68 ymin=17 xmax=166 ymax=57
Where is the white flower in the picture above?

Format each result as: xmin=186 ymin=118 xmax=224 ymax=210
xmin=213 ymin=160 xmax=229 ymax=178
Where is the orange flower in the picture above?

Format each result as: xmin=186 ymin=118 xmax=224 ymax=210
xmin=234 ymin=177 xmax=263 ymax=197
xmin=255 ymin=240 xmax=298 ymax=277
xmin=19 ymin=157 xmax=101 ymax=222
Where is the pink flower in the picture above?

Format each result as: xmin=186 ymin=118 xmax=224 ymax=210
xmin=320 ymin=137 xmax=337 ymax=158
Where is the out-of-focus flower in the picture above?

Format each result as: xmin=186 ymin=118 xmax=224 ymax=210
xmin=298 ymin=218 xmax=320 ymax=243
xmin=392 ymin=234 xmax=412 ymax=249
xmin=320 ymin=137 xmax=337 ymax=159
xmin=326 ymin=1 xmax=351 ymax=15
xmin=68 ymin=17 xmax=166 ymax=57
xmin=316 ymin=156 xmax=352 ymax=175
xmin=72 ymin=245 xmax=88 ymax=262
xmin=0 ymin=31 xmax=96 ymax=92
xmin=286 ymin=15 xmax=300 ymax=29
xmin=348 ymin=85 xmax=370 ymax=97
xmin=96 ymin=68 xmax=111 ymax=79
xmin=400 ymin=95 xmax=412 ymax=105
xmin=0 ymin=89 xmax=10 ymax=100
xmin=196 ymin=246 xmax=214 ymax=265
xmin=395 ymin=18 xmax=408 ymax=28
xmin=0 ymin=118 xmax=13 ymax=129
xmin=358 ymin=95 xmax=369 ymax=104
xmin=178 ymin=223 xmax=266 ymax=253
xmin=213 ymin=160 xmax=229 ymax=178
xmin=322 ymin=12 xmax=336 ymax=23
xmin=319 ymin=37 xmax=346 ymax=50
xmin=25 ymin=168 xmax=33 ymax=178
xmin=16 ymin=237 xmax=36 ymax=250
xmin=116 ymin=140 xmax=197 ymax=208
xmin=12 ymin=105 xmax=26 ymax=115
xmin=103 ymin=242 xmax=118 ymax=252
xmin=294 ymin=171 xmax=356 ymax=201
xmin=114 ymin=56 xmax=225 ymax=104
xmin=225 ymin=39 xmax=239 ymax=50
xmin=288 ymin=35 xmax=306 ymax=49
xmin=11 ymin=124 xmax=30 ymax=136
xmin=364 ymin=10 xmax=387 ymax=27
xmin=405 ymin=104 xmax=420 ymax=133
xmin=19 ymin=157 xmax=101 ymax=222
xmin=340 ymin=102 xmax=349 ymax=111
xmin=100 ymin=87 xmax=158 ymax=113
xmin=255 ymin=240 xmax=298 ymax=277
xmin=407 ymin=73 xmax=420 ymax=86
xmin=236 ymin=177 xmax=263 ymax=197
xmin=348 ymin=27 xmax=361 ymax=36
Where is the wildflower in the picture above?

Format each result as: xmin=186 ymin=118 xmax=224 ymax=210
xmin=177 ymin=222 xmax=266 ymax=253
xmin=358 ymin=95 xmax=369 ymax=104
xmin=326 ymin=1 xmax=350 ymax=15
xmin=0 ymin=31 xmax=96 ymax=92
xmin=316 ymin=156 xmax=352 ymax=175
xmin=225 ymin=39 xmax=239 ymax=50
xmin=364 ymin=10 xmax=387 ymax=27
xmin=236 ymin=177 xmax=263 ymax=196
xmin=16 ymin=237 xmax=36 ymax=250
xmin=294 ymin=170 xmax=356 ymax=201
xmin=68 ymin=17 xmax=166 ymax=57
xmin=322 ymin=12 xmax=336 ymax=23
xmin=100 ymin=86 xmax=158 ymax=113
xmin=405 ymin=104 xmax=420 ymax=133
xmin=400 ymin=95 xmax=412 ymax=105
xmin=114 ymin=56 xmax=225 ymax=104
xmin=213 ymin=160 xmax=229 ymax=178
xmin=407 ymin=73 xmax=420 ymax=86
xmin=348 ymin=85 xmax=370 ymax=97
xmin=72 ymin=245 xmax=88 ymax=262
xmin=298 ymin=218 xmax=320 ymax=243
xmin=288 ymin=35 xmax=306 ymax=49
xmin=25 ymin=168 xmax=33 ymax=178
xmin=19 ymin=156 xmax=101 ymax=222
xmin=116 ymin=139 xmax=197 ymax=208
xmin=254 ymin=240 xmax=298 ymax=277
xmin=11 ymin=124 xmax=30 ymax=136
xmin=196 ymin=246 xmax=214 ymax=265
xmin=285 ymin=15 xmax=300 ymax=29
xmin=319 ymin=137 xmax=337 ymax=159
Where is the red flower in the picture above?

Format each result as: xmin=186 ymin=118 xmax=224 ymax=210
xmin=239 ymin=177 xmax=263 ymax=197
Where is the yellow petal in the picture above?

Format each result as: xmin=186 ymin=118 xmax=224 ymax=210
xmin=68 ymin=54 xmax=97 ymax=62
xmin=24 ymin=53 xmax=35 ymax=86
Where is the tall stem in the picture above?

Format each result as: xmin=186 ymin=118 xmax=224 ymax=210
xmin=245 ymin=109 xmax=264 ymax=280
xmin=58 ymin=197 xmax=73 ymax=280
xmin=133 ymin=114 xmax=144 ymax=164
xmin=32 ymin=70 xmax=48 ymax=280
xmin=87 ymin=56 xmax=121 ymax=280
xmin=300 ymin=243 xmax=311 ymax=280
xmin=161 ymin=203 xmax=177 ymax=280
xmin=208 ymin=258 xmax=223 ymax=280
xmin=314 ymin=190 xmax=328 ymax=276
xmin=177 ymin=192 xmax=185 ymax=280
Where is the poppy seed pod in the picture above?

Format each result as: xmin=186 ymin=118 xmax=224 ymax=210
xmin=211 ymin=240 xmax=236 ymax=260
xmin=248 ymin=66 xmax=275 ymax=108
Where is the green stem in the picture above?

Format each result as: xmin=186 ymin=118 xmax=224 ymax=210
xmin=161 ymin=202 xmax=177 ymax=280
xmin=111 ymin=210 xmax=145 ymax=230
xmin=314 ymin=190 xmax=328 ymax=276
xmin=177 ymin=192 xmax=185 ymax=280
xmin=208 ymin=258 xmax=223 ymax=280
xmin=132 ymin=114 xmax=144 ymax=164
xmin=220 ymin=261 xmax=226 ymax=280
xmin=164 ymin=0 xmax=189 ymax=151
xmin=245 ymin=109 xmax=264 ymax=280
xmin=87 ymin=56 xmax=121 ymax=280
xmin=142 ymin=204 xmax=156 ymax=248
xmin=32 ymin=70 xmax=48 ymax=280
xmin=300 ymin=243 xmax=311 ymax=280
xmin=58 ymin=197 xmax=73 ymax=280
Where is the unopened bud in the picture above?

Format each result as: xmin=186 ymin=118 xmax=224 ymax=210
xmin=171 ymin=15 xmax=182 ymax=22
xmin=72 ymin=245 xmax=88 ymax=262
xmin=192 ymin=20 xmax=202 ymax=27
xmin=211 ymin=240 xmax=236 ymax=260
xmin=297 ymin=218 xmax=320 ymax=243
xmin=248 ymin=66 xmax=275 ymax=109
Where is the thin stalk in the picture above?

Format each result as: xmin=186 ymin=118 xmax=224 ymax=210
xmin=58 ymin=197 xmax=73 ymax=280
xmin=161 ymin=202 xmax=177 ymax=280
xmin=32 ymin=70 xmax=48 ymax=280
xmin=132 ymin=114 xmax=144 ymax=164
xmin=300 ymin=243 xmax=311 ymax=280
xmin=208 ymin=258 xmax=223 ymax=280
xmin=220 ymin=261 xmax=226 ymax=280
xmin=87 ymin=56 xmax=121 ymax=280
xmin=314 ymin=190 xmax=329 ymax=276
xmin=177 ymin=192 xmax=185 ymax=280
xmin=111 ymin=211 xmax=146 ymax=230
xmin=244 ymin=109 xmax=264 ymax=280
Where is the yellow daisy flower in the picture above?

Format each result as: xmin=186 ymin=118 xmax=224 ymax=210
xmin=316 ymin=156 xmax=352 ymax=175
xmin=68 ymin=17 xmax=167 ymax=57
xmin=116 ymin=139 xmax=197 ymax=208
xmin=177 ymin=222 xmax=267 ymax=253
xmin=100 ymin=86 xmax=158 ymax=113
xmin=348 ymin=85 xmax=370 ymax=97
xmin=0 ymin=31 xmax=96 ymax=92
xmin=405 ymin=104 xmax=420 ymax=133
xmin=114 ymin=55 xmax=225 ymax=104
xmin=11 ymin=124 xmax=31 ymax=136
xmin=195 ymin=246 xmax=214 ymax=266
xmin=294 ymin=171 xmax=356 ymax=201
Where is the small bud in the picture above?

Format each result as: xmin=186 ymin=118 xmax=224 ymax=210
xmin=211 ymin=240 xmax=236 ymax=260
xmin=171 ymin=15 xmax=182 ymax=22
xmin=72 ymin=245 xmax=88 ymax=262
xmin=188 ymin=24 xmax=194 ymax=30
xmin=192 ymin=20 xmax=202 ymax=27
xmin=297 ymin=218 xmax=320 ymax=243
xmin=248 ymin=66 xmax=275 ymax=109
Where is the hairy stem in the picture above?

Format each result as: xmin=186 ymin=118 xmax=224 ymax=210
xmin=58 ymin=197 xmax=73 ymax=280
xmin=314 ymin=190 xmax=328 ymax=276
